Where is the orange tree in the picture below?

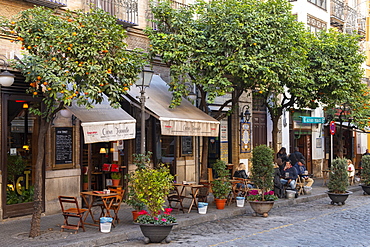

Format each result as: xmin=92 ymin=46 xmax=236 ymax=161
xmin=147 ymin=0 xmax=310 ymax=167
xmin=1 ymin=7 xmax=146 ymax=237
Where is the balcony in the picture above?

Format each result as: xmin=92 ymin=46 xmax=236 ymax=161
xmin=146 ymin=0 xmax=189 ymax=30
xmin=23 ymin=0 xmax=67 ymax=8
xmin=330 ymin=0 xmax=344 ymax=27
xmin=83 ymin=0 xmax=138 ymax=27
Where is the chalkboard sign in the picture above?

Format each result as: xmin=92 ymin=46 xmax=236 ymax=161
xmin=55 ymin=127 xmax=73 ymax=165
xmin=181 ymin=136 xmax=193 ymax=156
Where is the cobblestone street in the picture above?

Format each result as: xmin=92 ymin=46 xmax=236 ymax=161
xmin=107 ymin=189 xmax=370 ymax=247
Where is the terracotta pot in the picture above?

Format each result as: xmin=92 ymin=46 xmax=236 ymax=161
xmin=249 ymin=201 xmax=275 ymax=217
xmin=139 ymin=224 xmax=174 ymax=243
xmin=112 ymin=179 xmax=120 ymax=186
xmin=132 ymin=210 xmax=140 ymax=221
xmin=214 ymin=198 xmax=227 ymax=210
xmin=83 ymin=183 xmax=88 ymax=191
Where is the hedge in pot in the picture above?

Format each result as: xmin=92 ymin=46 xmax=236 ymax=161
xmin=249 ymin=145 xmax=278 ymax=217
xmin=360 ymin=155 xmax=370 ymax=195
xmin=211 ymin=160 xmax=232 ymax=209
xmin=327 ymin=158 xmax=351 ymax=205
xmin=130 ymin=152 xmax=176 ymax=243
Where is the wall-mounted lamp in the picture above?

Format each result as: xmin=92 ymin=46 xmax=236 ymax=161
xmin=240 ymin=105 xmax=251 ymax=123
xmin=0 ymin=56 xmax=15 ymax=87
xmin=23 ymin=145 xmax=29 ymax=151
xmin=99 ymin=148 xmax=107 ymax=154
xmin=23 ymin=103 xmax=29 ymax=109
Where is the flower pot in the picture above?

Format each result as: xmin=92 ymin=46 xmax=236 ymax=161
xmin=83 ymin=182 xmax=88 ymax=191
xmin=139 ymin=224 xmax=174 ymax=243
xmin=327 ymin=191 xmax=352 ymax=205
xmin=214 ymin=198 xmax=227 ymax=210
xmin=112 ymin=179 xmax=120 ymax=187
xmin=249 ymin=201 xmax=274 ymax=217
xmin=132 ymin=211 xmax=140 ymax=221
xmin=361 ymin=185 xmax=370 ymax=195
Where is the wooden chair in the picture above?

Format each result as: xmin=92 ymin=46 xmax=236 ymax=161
xmin=191 ymin=183 xmax=210 ymax=203
xmin=167 ymin=187 xmax=185 ymax=213
xmin=296 ymin=176 xmax=305 ymax=195
xmin=99 ymin=189 xmax=125 ymax=226
xmin=227 ymin=179 xmax=248 ymax=205
xmin=58 ymin=196 xmax=88 ymax=234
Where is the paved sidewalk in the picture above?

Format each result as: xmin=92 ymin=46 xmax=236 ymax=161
xmin=0 ymin=179 xmax=362 ymax=247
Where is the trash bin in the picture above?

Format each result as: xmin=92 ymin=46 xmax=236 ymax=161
xmin=198 ymin=202 xmax=208 ymax=214
xmin=236 ymin=197 xmax=245 ymax=207
xmin=286 ymin=190 xmax=296 ymax=199
xmin=304 ymin=186 xmax=312 ymax=195
xmin=100 ymin=217 xmax=113 ymax=233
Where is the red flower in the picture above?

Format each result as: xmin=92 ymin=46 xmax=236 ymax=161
xmin=138 ymin=210 xmax=148 ymax=215
xmin=161 ymin=218 xmax=167 ymax=222
xmin=164 ymin=208 xmax=173 ymax=215
xmin=249 ymin=190 xmax=259 ymax=195
xmin=269 ymin=191 xmax=274 ymax=195
xmin=154 ymin=217 xmax=159 ymax=221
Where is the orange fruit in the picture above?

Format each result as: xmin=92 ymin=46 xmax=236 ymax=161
xmin=69 ymin=44 xmax=73 ymax=47
xmin=47 ymin=87 xmax=52 ymax=91
xmin=67 ymin=47 xmax=71 ymax=50
xmin=37 ymin=76 xmax=41 ymax=80
xmin=11 ymin=21 xmax=16 ymax=25
xmin=10 ymin=30 xmax=15 ymax=34
xmin=68 ymin=18 xmax=73 ymax=22
xmin=123 ymin=87 xmax=128 ymax=91
xmin=33 ymin=92 xmax=38 ymax=95
xmin=21 ymin=47 xmax=25 ymax=50
xmin=72 ymin=32 xmax=77 ymax=36
xmin=43 ymin=82 xmax=48 ymax=85
xmin=84 ymin=92 xmax=88 ymax=95
xmin=52 ymin=57 xmax=56 ymax=61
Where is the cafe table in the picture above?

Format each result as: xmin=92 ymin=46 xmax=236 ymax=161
xmin=173 ymin=183 xmax=204 ymax=213
xmin=80 ymin=191 xmax=118 ymax=226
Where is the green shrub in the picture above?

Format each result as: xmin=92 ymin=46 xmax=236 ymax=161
xmin=328 ymin=158 xmax=348 ymax=194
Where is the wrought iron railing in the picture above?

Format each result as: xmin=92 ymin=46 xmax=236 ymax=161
xmin=83 ymin=0 xmax=138 ymax=27
xmin=23 ymin=0 xmax=67 ymax=8
xmin=330 ymin=0 xmax=344 ymax=22
xmin=146 ymin=0 xmax=189 ymax=30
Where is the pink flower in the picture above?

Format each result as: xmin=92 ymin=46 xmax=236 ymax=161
xmin=249 ymin=190 xmax=259 ymax=195
xmin=269 ymin=191 xmax=274 ymax=195
xmin=154 ymin=217 xmax=159 ymax=221
xmin=161 ymin=218 xmax=167 ymax=222
xmin=263 ymin=192 xmax=268 ymax=195
xmin=164 ymin=208 xmax=173 ymax=215
xmin=138 ymin=210 xmax=148 ymax=215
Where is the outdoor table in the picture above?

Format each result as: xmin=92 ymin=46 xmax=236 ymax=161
xmin=80 ymin=191 xmax=118 ymax=226
xmin=173 ymin=184 xmax=204 ymax=213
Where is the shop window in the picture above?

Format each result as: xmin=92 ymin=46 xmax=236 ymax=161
xmin=6 ymin=100 xmax=38 ymax=205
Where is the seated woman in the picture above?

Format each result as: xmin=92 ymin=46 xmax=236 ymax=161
xmin=233 ymin=163 xmax=253 ymax=189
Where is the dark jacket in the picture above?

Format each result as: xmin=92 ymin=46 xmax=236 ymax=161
xmin=282 ymin=166 xmax=298 ymax=180
xmin=233 ymin=170 xmax=248 ymax=179
xmin=289 ymin=151 xmax=305 ymax=166
xmin=293 ymin=164 xmax=308 ymax=178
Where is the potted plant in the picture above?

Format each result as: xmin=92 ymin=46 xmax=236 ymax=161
xmin=248 ymin=145 xmax=278 ymax=217
xmin=82 ymin=175 xmax=88 ymax=191
xmin=327 ymin=157 xmax=352 ymax=205
xmin=211 ymin=160 xmax=232 ymax=209
xmin=124 ymin=174 xmax=146 ymax=221
xmin=360 ymin=155 xmax=370 ymax=195
xmin=111 ymin=172 xmax=121 ymax=186
xmin=130 ymin=152 xmax=176 ymax=244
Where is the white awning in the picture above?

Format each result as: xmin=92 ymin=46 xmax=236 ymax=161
xmin=67 ymin=97 xmax=136 ymax=144
xmin=127 ymin=75 xmax=219 ymax=137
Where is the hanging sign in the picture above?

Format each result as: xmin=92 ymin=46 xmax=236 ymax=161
xmin=330 ymin=121 xmax=336 ymax=135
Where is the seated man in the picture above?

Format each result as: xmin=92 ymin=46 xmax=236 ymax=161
xmin=294 ymin=159 xmax=314 ymax=187
xmin=280 ymin=161 xmax=298 ymax=190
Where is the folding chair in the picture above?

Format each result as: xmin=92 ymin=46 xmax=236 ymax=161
xmin=99 ymin=189 xmax=125 ymax=227
xmin=168 ymin=186 xmax=185 ymax=213
xmin=296 ymin=176 xmax=305 ymax=195
xmin=58 ymin=196 xmax=88 ymax=234
xmin=110 ymin=189 xmax=125 ymax=225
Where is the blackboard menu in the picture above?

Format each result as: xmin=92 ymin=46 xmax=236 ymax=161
xmin=181 ymin=136 xmax=193 ymax=156
xmin=55 ymin=127 xmax=73 ymax=164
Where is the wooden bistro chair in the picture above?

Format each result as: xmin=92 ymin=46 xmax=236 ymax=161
xmin=227 ymin=178 xmax=248 ymax=206
xmin=58 ymin=196 xmax=88 ymax=234
xmin=167 ymin=186 xmax=186 ymax=213
xmin=99 ymin=189 xmax=125 ymax=226
xmin=295 ymin=176 xmax=305 ymax=195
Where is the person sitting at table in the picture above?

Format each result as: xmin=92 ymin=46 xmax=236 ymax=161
xmin=280 ymin=161 xmax=298 ymax=190
xmin=233 ymin=163 xmax=253 ymax=189
xmin=347 ymin=159 xmax=355 ymax=185
xmin=294 ymin=159 xmax=314 ymax=187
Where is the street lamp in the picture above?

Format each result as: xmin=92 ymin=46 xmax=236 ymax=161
xmin=135 ymin=66 xmax=154 ymax=154
xmin=0 ymin=57 xmax=15 ymax=87
xmin=240 ymin=105 xmax=251 ymax=123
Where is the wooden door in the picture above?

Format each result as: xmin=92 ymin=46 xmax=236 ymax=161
xmin=296 ymin=135 xmax=312 ymax=173
xmin=252 ymin=112 xmax=267 ymax=148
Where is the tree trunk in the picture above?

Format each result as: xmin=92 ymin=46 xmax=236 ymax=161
xmin=200 ymin=137 xmax=209 ymax=181
xmin=29 ymin=118 xmax=50 ymax=238
xmin=271 ymin=115 xmax=280 ymax=156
